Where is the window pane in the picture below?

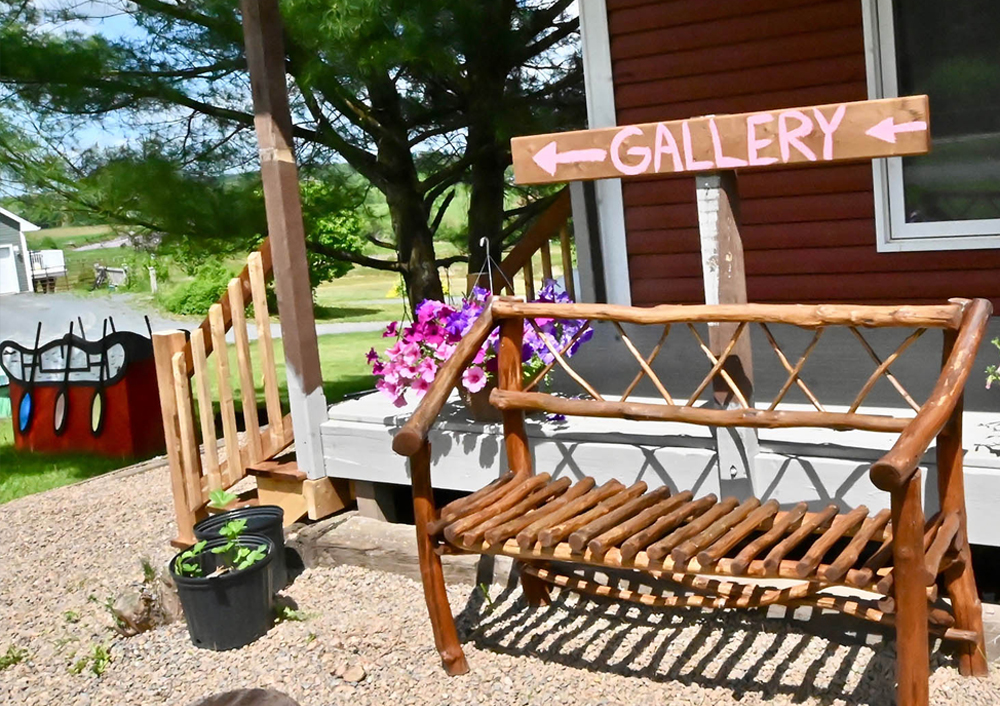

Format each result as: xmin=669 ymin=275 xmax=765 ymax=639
xmin=893 ymin=0 xmax=1000 ymax=223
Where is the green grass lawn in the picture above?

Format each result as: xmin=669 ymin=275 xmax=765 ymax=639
xmin=0 ymin=423 xmax=133 ymax=504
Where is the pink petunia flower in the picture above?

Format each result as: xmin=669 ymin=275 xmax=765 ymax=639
xmin=366 ymin=347 xmax=380 ymax=364
xmin=462 ymin=366 xmax=488 ymax=393
xmin=411 ymin=376 xmax=431 ymax=397
xmin=382 ymin=321 xmax=398 ymax=338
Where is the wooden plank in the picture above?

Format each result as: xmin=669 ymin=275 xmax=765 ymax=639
xmin=458 ymin=477 xmax=572 ymax=548
xmin=627 ymin=192 xmax=875 ymax=230
xmin=490 ymin=299 xmax=963 ymax=330
xmin=241 ymin=0 xmax=327 ymax=478
xmin=820 ymin=509 xmax=892 ymax=583
xmin=498 ymin=317 xmax=532 ymax=476
xmin=522 ymin=256 xmax=535 ymax=300
xmin=540 ymin=239 xmax=553 ymax=281
xmin=483 ymin=477 xmax=595 ymax=545
xmin=794 ymin=505 xmax=868 ymax=578
xmin=889 ymin=471 xmax=929 ymax=706
xmin=608 ymin=0 xmax=819 ymax=36
xmin=626 ymin=220 xmax=876 ymax=255
xmin=697 ymin=499 xmax=780 ymax=567
xmin=559 ymin=225 xmax=575 ymax=300
xmin=618 ymin=80 xmax=867 ymax=127
xmin=538 ymin=481 xmax=647 ymax=548
xmin=303 ymin=477 xmax=352 ymax=521
xmin=491 ymin=389 xmax=911 ymax=434
xmin=935 ymin=360 xmax=990 ymax=676
xmin=248 ymin=250 xmax=284 ymax=446
xmin=617 ymin=54 xmax=865 ymax=110
xmin=514 ymin=96 xmax=929 ymax=185
xmin=185 ymin=239 xmax=272 ymax=375
xmin=209 ymin=303 xmax=243 ymax=487
xmin=190 ymin=328 xmax=222 ymax=491
xmin=610 ymin=1 xmax=856 ymax=61
xmin=152 ymin=330 xmax=198 ymax=545
xmin=171 ymin=351 xmax=205 ymax=517
xmin=613 ymin=27 xmax=864 ymax=85
xmin=228 ymin=278 xmax=263 ymax=464
xmin=762 ymin=504 xmax=838 ymax=574
xmin=633 ymin=270 xmax=1000 ymax=307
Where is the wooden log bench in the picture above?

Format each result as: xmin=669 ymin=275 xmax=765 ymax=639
xmin=391 ymin=296 xmax=992 ymax=704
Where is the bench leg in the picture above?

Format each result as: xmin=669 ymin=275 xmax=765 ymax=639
xmin=890 ymin=474 xmax=929 ymax=706
xmin=936 ymin=397 xmax=989 ymax=677
xmin=412 ymin=443 xmax=469 ymax=676
xmin=518 ymin=562 xmax=551 ymax=606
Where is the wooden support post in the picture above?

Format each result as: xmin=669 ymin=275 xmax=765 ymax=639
xmin=411 ymin=442 xmax=470 ymax=675
xmin=240 ymin=0 xmax=327 ymax=479
xmin=498 ymin=316 xmax=550 ymax=605
xmin=152 ymin=330 xmax=197 ymax=546
xmin=498 ymin=317 xmax=532 ymax=477
xmin=937 ymin=328 xmax=989 ymax=677
xmin=890 ymin=470 xmax=929 ymax=706
xmin=695 ymin=171 xmax=757 ymax=495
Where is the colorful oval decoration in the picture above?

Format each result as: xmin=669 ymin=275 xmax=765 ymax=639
xmin=54 ymin=390 xmax=68 ymax=436
xmin=90 ymin=390 xmax=105 ymax=436
xmin=18 ymin=392 xmax=32 ymax=433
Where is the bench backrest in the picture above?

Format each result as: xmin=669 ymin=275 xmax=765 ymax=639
xmin=489 ymin=298 xmax=989 ymax=435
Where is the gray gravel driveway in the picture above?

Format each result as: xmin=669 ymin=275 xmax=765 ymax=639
xmin=0 ymin=465 xmax=998 ymax=705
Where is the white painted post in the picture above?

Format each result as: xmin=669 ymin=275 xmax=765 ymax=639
xmin=696 ymin=171 xmax=757 ymax=496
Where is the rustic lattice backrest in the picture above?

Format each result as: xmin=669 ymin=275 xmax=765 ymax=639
xmin=489 ymin=299 xmax=976 ymax=434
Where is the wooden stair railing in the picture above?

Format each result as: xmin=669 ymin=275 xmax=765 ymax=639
xmin=473 ymin=189 xmax=574 ymax=300
xmin=153 ymin=238 xmax=295 ymax=546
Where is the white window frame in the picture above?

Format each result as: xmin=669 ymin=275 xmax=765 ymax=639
xmin=862 ymin=0 xmax=1000 ymax=252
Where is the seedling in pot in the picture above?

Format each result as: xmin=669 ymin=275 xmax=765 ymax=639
xmin=173 ymin=520 xmax=267 ymax=578
xmin=208 ymin=488 xmax=238 ymax=509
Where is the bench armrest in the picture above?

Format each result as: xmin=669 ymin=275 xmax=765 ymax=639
xmin=392 ymin=305 xmax=496 ymax=457
xmin=870 ymin=298 xmax=993 ymax=491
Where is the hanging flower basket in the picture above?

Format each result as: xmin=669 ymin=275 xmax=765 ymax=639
xmin=367 ymin=281 xmax=592 ymax=422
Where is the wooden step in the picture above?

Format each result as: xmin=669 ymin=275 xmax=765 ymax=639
xmin=246 ymin=458 xmax=307 ymax=482
xmin=247 ymin=454 xmax=354 ymax=526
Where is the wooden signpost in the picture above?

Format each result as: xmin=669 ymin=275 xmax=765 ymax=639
xmin=511 ymin=94 xmax=932 ymax=491
xmin=512 ymin=95 xmax=929 ymax=184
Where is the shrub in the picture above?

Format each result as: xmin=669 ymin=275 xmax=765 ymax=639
xmin=158 ymin=262 xmax=233 ymax=316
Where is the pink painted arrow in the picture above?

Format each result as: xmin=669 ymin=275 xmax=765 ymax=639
xmin=532 ymin=141 xmax=607 ymax=176
xmin=865 ymin=117 xmax=928 ymax=144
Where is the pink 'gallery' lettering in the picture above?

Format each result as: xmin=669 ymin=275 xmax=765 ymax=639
xmin=512 ymin=96 xmax=930 ymax=185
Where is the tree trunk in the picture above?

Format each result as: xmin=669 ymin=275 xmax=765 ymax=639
xmin=466 ymin=132 xmax=507 ymax=291
xmin=386 ymin=181 xmax=443 ymax=310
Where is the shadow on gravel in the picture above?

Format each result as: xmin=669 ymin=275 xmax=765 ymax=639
xmin=458 ymin=564 xmax=959 ymax=705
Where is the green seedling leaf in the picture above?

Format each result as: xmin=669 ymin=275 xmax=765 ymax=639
xmin=174 ymin=541 xmax=207 ymax=577
xmin=236 ymin=544 xmax=268 ymax=570
xmin=219 ymin=519 xmax=247 ymax=540
xmin=208 ymin=488 xmax=238 ymax=509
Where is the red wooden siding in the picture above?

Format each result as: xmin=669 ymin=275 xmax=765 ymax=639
xmin=606 ymin=0 xmax=1000 ymax=307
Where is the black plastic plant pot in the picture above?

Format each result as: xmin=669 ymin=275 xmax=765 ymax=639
xmin=194 ymin=505 xmax=286 ymax=591
xmin=169 ymin=534 xmax=275 ymax=651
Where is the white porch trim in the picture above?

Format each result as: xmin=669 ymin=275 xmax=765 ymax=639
xmin=578 ymin=0 xmax=631 ymax=305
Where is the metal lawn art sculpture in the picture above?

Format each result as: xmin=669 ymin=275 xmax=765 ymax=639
xmin=0 ymin=318 xmax=165 ymax=457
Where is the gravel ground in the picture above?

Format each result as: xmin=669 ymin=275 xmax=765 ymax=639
xmin=1 ymin=466 xmax=999 ymax=706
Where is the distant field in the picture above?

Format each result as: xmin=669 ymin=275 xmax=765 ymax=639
xmin=26 ymin=225 xmax=116 ymax=248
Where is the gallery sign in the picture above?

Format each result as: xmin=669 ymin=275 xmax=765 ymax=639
xmin=512 ymin=95 xmax=929 ymax=184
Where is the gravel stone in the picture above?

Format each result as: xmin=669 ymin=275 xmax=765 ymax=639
xmin=1 ymin=464 xmax=999 ymax=705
